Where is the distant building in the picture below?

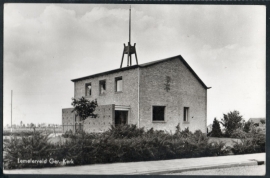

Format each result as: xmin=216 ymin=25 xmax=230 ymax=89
xmin=248 ymin=118 xmax=265 ymax=130
xmin=40 ymin=123 xmax=47 ymax=127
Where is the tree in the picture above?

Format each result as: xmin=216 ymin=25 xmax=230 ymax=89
xmin=243 ymin=121 xmax=252 ymax=133
xmin=71 ymin=97 xmax=98 ymax=121
xmin=260 ymin=119 xmax=265 ymax=125
xmin=30 ymin=123 xmax=35 ymax=128
xmin=211 ymin=118 xmax=222 ymax=137
xmin=220 ymin=110 xmax=244 ymax=137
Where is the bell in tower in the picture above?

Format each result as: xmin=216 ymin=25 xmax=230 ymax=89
xmin=120 ymin=6 xmax=138 ymax=68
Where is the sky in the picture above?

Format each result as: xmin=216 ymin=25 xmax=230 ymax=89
xmin=4 ymin=4 xmax=266 ymax=126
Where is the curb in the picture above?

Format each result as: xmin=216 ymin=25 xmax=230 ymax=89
xmin=131 ymin=160 xmax=259 ymax=175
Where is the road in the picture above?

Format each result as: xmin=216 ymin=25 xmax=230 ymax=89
xmin=166 ymin=165 xmax=265 ymax=175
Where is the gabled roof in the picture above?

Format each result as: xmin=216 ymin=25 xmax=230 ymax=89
xmin=71 ymin=65 xmax=139 ymax=82
xmin=71 ymin=55 xmax=209 ymax=89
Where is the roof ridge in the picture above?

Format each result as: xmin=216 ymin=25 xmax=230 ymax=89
xmin=138 ymin=55 xmax=182 ymax=67
xmin=71 ymin=54 xmax=209 ymax=90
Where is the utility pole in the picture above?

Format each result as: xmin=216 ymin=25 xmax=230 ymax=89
xmin=11 ymin=90 xmax=13 ymax=132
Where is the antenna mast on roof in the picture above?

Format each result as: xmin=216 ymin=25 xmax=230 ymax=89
xmin=120 ymin=5 xmax=138 ymax=68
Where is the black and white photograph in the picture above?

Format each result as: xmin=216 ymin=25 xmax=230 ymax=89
xmin=3 ymin=3 xmax=266 ymax=175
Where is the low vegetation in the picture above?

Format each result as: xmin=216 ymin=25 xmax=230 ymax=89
xmin=208 ymin=110 xmax=265 ymax=155
xmin=4 ymin=124 xmax=230 ymax=169
xmin=4 ymin=123 xmax=265 ymax=170
xmin=230 ymin=130 xmax=265 ymax=154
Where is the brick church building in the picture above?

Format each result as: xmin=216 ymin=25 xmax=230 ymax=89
xmin=62 ymin=7 xmax=210 ymax=133
xmin=62 ymin=55 xmax=209 ymax=133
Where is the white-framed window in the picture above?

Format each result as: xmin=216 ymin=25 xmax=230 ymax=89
xmin=99 ymin=80 xmax=106 ymax=95
xmin=115 ymin=76 xmax=123 ymax=92
xmin=85 ymin=83 xmax=91 ymax=96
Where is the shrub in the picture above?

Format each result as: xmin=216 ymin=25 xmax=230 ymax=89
xmin=230 ymin=128 xmax=248 ymax=139
xmin=62 ymin=130 xmax=74 ymax=138
xmin=252 ymin=133 xmax=265 ymax=152
xmin=231 ymin=132 xmax=265 ymax=154
xmin=205 ymin=141 xmax=230 ymax=156
xmin=4 ymin=124 xmax=231 ymax=169
xmin=243 ymin=121 xmax=252 ymax=133
xmin=104 ymin=124 xmax=145 ymax=139
xmin=54 ymin=131 xmax=96 ymax=165
xmin=211 ymin=118 xmax=223 ymax=137
xmin=49 ymin=125 xmax=230 ymax=165
xmin=231 ymin=139 xmax=258 ymax=154
xmin=4 ymin=131 xmax=54 ymax=169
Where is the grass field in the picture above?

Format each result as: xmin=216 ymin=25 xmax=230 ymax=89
xmin=3 ymin=127 xmax=63 ymax=135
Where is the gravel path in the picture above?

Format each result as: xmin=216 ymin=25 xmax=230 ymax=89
xmin=167 ymin=165 xmax=265 ymax=175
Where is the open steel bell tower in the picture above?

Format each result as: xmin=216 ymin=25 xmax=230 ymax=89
xmin=120 ymin=6 xmax=138 ymax=68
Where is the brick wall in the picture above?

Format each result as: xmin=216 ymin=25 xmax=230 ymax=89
xmin=62 ymin=108 xmax=75 ymax=133
xmin=62 ymin=105 xmax=114 ymax=133
xmin=74 ymin=68 xmax=139 ymax=125
xmin=83 ymin=105 xmax=114 ymax=133
xmin=65 ymin=57 xmax=207 ymax=133
xmin=139 ymin=58 xmax=207 ymax=133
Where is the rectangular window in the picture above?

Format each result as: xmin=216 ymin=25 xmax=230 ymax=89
xmin=85 ymin=83 xmax=91 ymax=96
xmin=99 ymin=80 xmax=106 ymax=95
xmin=153 ymin=106 xmax=165 ymax=121
xmin=115 ymin=77 xmax=123 ymax=92
xmin=184 ymin=107 xmax=189 ymax=122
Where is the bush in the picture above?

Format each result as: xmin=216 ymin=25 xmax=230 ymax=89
xmin=230 ymin=128 xmax=248 ymax=139
xmin=243 ymin=121 xmax=252 ymax=133
xmin=4 ymin=131 xmax=54 ymax=169
xmin=231 ymin=132 xmax=265 ymax=154
xmin=206 ymin=141 xmax=230 ymax=156
xmin=3 ymin=124 xmax=232 ymax=169
xmin=104 ymin=124 xmax=145 ymax=139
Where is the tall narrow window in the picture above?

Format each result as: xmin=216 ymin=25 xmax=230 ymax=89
xmin=184 ymin=107 xmax=189 ymax=122
xmin=153 ymin=106 xmax=165 ymax=121
xmin=85 ymin=83 xmax=91 ymax=96
xmin=115 ymin=77 xmax=123 ymax=92
xmin=99 ymin=80 xmax=106 ymax=95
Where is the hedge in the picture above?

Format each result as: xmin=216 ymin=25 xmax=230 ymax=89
xmin=4 ymin=124 xmax=264 ymax=170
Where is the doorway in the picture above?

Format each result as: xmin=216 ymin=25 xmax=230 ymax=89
xmin=115 ymin=110 xmax=128 ymax=126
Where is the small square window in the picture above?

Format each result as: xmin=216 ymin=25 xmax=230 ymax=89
xmin=153 ymin=106 xmax=165 ymax=121
xmin=85 ymin=83 xmax=91 ymax=96
xmin=99 ymin=80 xmax=106 ymax=95
xmin=115 ymin=77 xmax=123 ymax=92
xmin=184 ymin=107 xmax=189 ymax=122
